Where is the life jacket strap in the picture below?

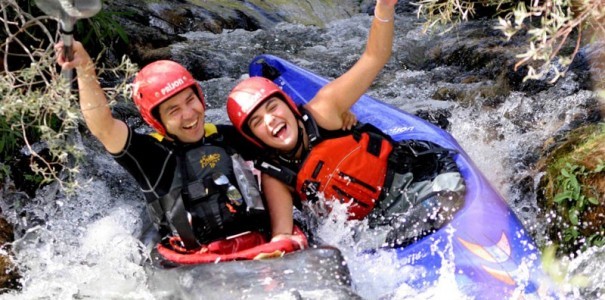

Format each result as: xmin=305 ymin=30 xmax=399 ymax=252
xmin=255 ymin=160 xmax=298 ymax=187
xmin=301 ymin=111 xmax=321 ymax=146
xmin=158 ymin=191 xmax=200 ymax=249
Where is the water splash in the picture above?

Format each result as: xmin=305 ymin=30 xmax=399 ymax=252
xmin=309 ymin=201 xmax=471 ymax=299
xmin=6 ymin=206 xmax=151 ymax=299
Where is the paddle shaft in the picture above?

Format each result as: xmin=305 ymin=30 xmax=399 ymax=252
xmin=60 ymin=16 xmax=75 ymax=80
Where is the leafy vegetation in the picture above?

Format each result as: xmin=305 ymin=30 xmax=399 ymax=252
xmin=414 ymin=0 xmax=605 ymax=83
xmin=554 ymin=161 xmax=604 ymax=248
xmin=0 ymin=0 xmax=135 ymax=193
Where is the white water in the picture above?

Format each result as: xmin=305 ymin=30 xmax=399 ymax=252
xmin=2 ymin=11 xmax=604 ymax=300
xmin=311 ymin=201 xmax=470 ymax=300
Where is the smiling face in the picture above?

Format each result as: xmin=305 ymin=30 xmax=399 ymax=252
xmin=247 ymin=97 xmax=300 ymax=152
xmin=158 ymin=87 xmax=205 ymax=143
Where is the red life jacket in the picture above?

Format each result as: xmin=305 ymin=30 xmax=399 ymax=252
xmin=296 ymin=130 xmax=393 ymax=219
xmin=255 ymin=110 xmax=394 ymax=220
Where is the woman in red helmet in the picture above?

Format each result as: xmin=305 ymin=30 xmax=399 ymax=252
xmin=55 ymin=41 xmax=312 ymax=257
xmin=227 ymin=0 xmax=465 ymax=248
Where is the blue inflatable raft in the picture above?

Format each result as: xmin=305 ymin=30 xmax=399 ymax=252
xmin=248 ymin=54 xmax=555 ymax=298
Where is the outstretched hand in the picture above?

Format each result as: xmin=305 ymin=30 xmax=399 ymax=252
xmin=54 ymin=41 xmax=93 ymax=71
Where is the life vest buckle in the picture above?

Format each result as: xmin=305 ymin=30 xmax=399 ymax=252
xmin=300 ymin=180 xmax=320 ymax=203
xmin=184 ymin=179 xmax=209 ymax=202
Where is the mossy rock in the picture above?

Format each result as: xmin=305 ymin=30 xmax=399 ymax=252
xmin=537 ymin=123 xmax=605 ymax=254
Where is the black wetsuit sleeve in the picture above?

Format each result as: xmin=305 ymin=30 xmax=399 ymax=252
xmin=216 ymin=124 xmax=263 ymax=161
xmin=111 ymin=126 xmax=176 ymax=201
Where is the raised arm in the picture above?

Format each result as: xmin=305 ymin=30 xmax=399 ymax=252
xmin=56 ymin=41 xmax=128 ymax=154
xmin=306 ymin=0 xmax=396 ymax=130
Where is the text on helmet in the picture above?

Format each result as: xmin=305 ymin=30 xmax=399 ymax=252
xmin=161 ymin=76 xmax=188 ymax=97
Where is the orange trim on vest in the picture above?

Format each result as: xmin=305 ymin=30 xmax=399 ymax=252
xmin=296 ymin=132 xmax=392 ymax=219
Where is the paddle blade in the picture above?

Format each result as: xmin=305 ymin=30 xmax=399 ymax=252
xmin=35 ymin=0 xmax=102 ymax=19
xmin=60 ymin=0 xmax=102 ymax=18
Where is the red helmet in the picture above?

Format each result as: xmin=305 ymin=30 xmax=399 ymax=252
xmin=227 ymin=77 xmax=300 ymax=148
xmin=132 ymin=60 xmax=205 ymax=136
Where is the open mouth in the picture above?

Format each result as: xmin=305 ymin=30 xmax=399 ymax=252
xmin=183 ymin=119 xmax=198 ymax=130
xmin=272 ymin=123 xmax=286 ymax=137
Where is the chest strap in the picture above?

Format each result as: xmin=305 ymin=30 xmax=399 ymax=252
xmin=158 ymin=190 xmax=200 ymax=249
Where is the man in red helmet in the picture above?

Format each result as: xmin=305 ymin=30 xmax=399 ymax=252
xmin=54 ymin=41 xmax=311 ymax=252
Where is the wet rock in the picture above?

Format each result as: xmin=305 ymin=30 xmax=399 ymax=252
xmin=420 ymin=18 xmax=591 ymax=101
xmin=414 ymin=109 xmax=451 ymax=130
xmin=431 ymin=80 xmax=509 ymax=108
xmin=102 ymin=0 xmax=361 ymax=68
xmin=432 ymin=86 xmax=465 ymax=102
xmin=0 ymin=215 xmax=21 ymax=293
